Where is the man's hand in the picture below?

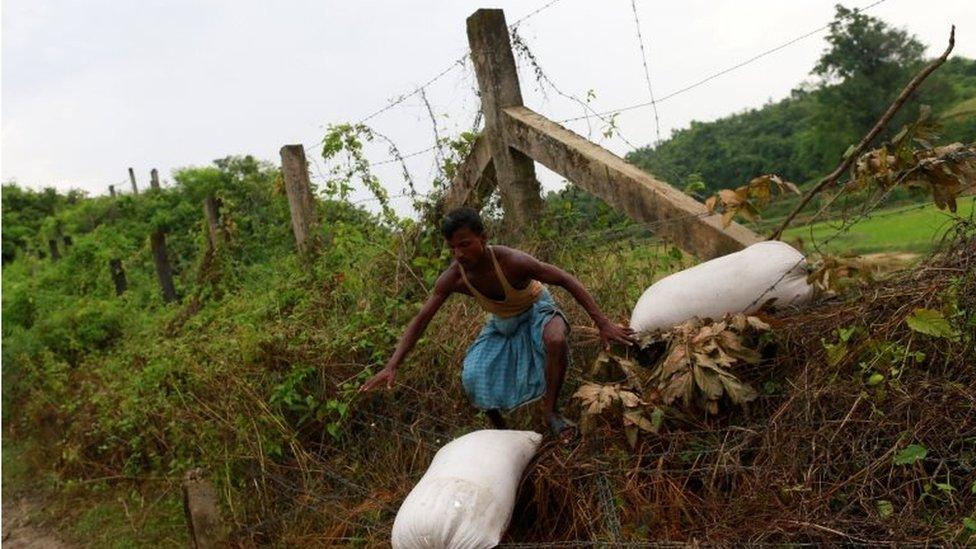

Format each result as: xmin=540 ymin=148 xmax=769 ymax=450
xmin=359 ymin=367 xmax=397 ymax=392
xmin=597 ymin=319 xmax=638 ymax=349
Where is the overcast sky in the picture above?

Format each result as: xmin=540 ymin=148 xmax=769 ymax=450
xmin=2 ymin=0 xmax=973 ymax=215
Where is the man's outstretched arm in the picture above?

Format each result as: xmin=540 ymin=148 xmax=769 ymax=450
xmin=523 ymin=256 xmax=637 ymax=347
xmin=359 ymin=270 xmax=454 ymax=392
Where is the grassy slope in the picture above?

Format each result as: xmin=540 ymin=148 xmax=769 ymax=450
xmin=783 ymin=196 xmax=975 ymax=254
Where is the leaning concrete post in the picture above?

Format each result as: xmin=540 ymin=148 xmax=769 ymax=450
xmin=467 ymin=9 xmax=542 ymax=230
xmin=202 ymin=196 xmax=221 ymax=250
xmin=128 ymin=167 xmax=139 ymax=194
xmin=150 ymin=231 xmax=178 ymax=303
xmin=109 ymin=258 xmax=127 ymax=295
xmin=182 ymin=469 xmax=225 ymax=549
xmin=150 ymin=168 xmax=160 ymax=191
xmin=48 ymin=239 xmax=61 ymax=261
xmin=279 ymin=144 xmax=319 ymax=253
xmin=109 ymin=185 xmax=116 ymax=198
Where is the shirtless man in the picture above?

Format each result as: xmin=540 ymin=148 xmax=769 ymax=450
xmin=360 ymin=207 xmax=636 ymax=437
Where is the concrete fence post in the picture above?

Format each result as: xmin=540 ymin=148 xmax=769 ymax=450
xmin=109 ymin=258 xmax=127 ymax=295
xmin=150 ymin=168 xmax=160 ymax=191
xmin=279 ymin=144 xmax=319 ymax=253
xmin=128 ymin=167 xmax=139 ymax=195
xmin=109 ymin=185 xmax=116 ymax=198
xmin=467 ymin=8 xmax=542 ymax=230
xmin=150 ymin=230 xmax=178 ymax=303
xmin=182 ymin=469 xmax=225 ymax=549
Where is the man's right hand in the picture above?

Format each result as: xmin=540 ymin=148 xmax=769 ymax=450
xmin=359 ymin=367 xmax=397 ymax=392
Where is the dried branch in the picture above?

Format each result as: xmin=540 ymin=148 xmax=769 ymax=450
xmin=770 ymin=25 xmax=956 ymax=240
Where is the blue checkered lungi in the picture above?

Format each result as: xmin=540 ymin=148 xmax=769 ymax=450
xmin=461 ymin=288 xmax=568 ymax=411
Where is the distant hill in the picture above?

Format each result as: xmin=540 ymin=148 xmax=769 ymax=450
xmin=626 ymin=57 xmax=976 ymax=194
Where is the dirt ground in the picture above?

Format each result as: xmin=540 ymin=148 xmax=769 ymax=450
xmin=2 ymin=496 xmax=70 ymax=549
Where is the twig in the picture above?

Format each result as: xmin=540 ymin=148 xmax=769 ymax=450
xmin=770 ymin=25 xmax=956 ymax=240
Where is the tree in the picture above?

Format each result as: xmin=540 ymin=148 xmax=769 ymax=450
xmin=799 ymin=4 xmax=927 ymax=170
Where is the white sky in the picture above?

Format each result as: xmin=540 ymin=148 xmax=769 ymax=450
xmin=2 ymin=0 xmax=973 ymax=216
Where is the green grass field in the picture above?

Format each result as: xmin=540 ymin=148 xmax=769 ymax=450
xmin=782 ymin=196 xmax=975 ymax=254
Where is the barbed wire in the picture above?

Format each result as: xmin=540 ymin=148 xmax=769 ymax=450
xmin=353 ymin=0 xmax=567 ymax=126
xmin=559 ymin=0 xmax=890 ymax=124
xmin=629 ymin=0 xmax=661 ymax=145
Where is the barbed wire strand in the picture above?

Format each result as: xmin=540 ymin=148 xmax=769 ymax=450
xmin=629 ymin=0 xmax=662 ymax=145
xmin=559 ymin=0 xmax=890 ymax=124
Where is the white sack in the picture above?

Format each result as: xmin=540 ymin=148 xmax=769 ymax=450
xmin=391 ymin=429 xmax=542 ymax=549
xmin=630 ymin=240 xmax=814 ymax=333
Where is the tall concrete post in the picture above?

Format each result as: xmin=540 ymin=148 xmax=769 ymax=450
xmin=150 ymin=231 xmax=178 ymax=303
xmin=279 ymin=144 xmax=319 ymax=253
xmin=109 ymin=185 xmax=116 ymax=198
xmin=467 ymin=9 xmax=542 ymax=230
xmin=128 ymin=167 xmax=139 ymax=195
xmin=150 ymin=168 xmax=161 ymax=191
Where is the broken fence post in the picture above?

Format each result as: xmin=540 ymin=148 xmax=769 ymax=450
xmin=150 ymin=230 xmax=178 ymax=303
xmin=202 ymin=196 xmax=221 ymax=250
xmin=150 ymin=168 xmax=160 ymax=191
xmin=182 ymin=469 xmax=225 ymax=549
xmin=467 ymin=8 xmax=543 ymax=231
xmin=128 ymin=167 xmax=139 ymax=195
xmin=109 ymin=258 xmax=127 ymax=295
xmin=279 ymin=144 xmax=319 ymax=254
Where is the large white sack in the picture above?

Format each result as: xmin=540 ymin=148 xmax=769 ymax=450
xmin=391 ymin=429 xmax=542 ymax=549
xmin=630 ymin=240 xmax=814 ymax=333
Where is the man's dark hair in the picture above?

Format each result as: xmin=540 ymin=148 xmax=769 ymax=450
xmin=441 ymin=207 xmax=485 ymax=239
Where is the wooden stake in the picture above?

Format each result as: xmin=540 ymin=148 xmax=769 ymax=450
xmin=202 ymin=196 xmax=221 ymax=250
xmin=279 ymin=144 xmax=319 ymax=253
xmin=150 ymin=230 xmax=178 ymax=303
xmin=109 ymin=258 xmax=127 ymax=295
xmin=128 ymin=167 xmax=139 ymax=195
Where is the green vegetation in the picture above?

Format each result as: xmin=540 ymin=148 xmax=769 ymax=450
xmin=3 ymin=4 xmax=973 ymax=545
xmin=627 ymin=6 xmax=975 ymax=193
xmin=784 ymin=196 xmax=975 ymax=254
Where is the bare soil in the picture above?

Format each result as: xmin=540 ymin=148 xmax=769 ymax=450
xmin=2 ymin=496 xmax=71 ymax=549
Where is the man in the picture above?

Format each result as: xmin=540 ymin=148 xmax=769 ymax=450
xmin=360 ymin=207 xmax=636 ymax=438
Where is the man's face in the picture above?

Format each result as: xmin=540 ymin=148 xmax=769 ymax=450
xmin=445 ymin=226 xmax=486 ymax=268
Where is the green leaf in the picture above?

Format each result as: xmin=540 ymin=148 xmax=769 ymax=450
xmin=866 ymin=373 xmax=885 ymax=386
xmin=964 ymin=517 xmax=976 ymax=532
xmin=876 ymin=499 xmax=893 ymax=518
xmin=906 ymin=308 xmax=959 ymax=339
xmin=893 ymin=443 xmax=928 ymax=465
xmin=650 ymin=407 xmax=665 ymax=433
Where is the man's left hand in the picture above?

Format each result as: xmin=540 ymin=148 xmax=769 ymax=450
xmin=597 ymin=319 xmax=638 ymax=349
